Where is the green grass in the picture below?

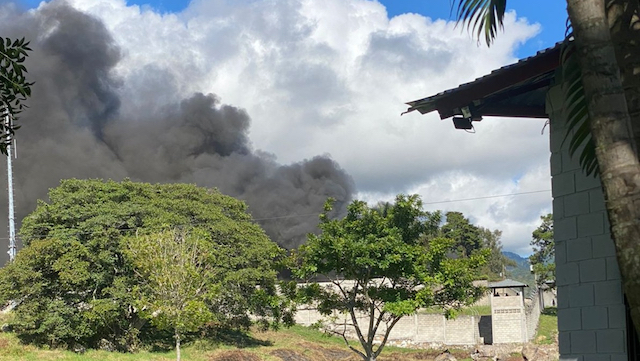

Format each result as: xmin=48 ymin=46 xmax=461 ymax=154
xmin=0 ymin=324 xmax=472 ymax=361
xmin=0 ymin=332 xmax=187 ymax=361
xmin=420 ymin=304 xmax=492 ymax=316
xmin=456 ymin=305 xmax=491 ymax=316
xmin=280 ymin=324 xmax=344 ymax=346
xmin=535 ymin=307 xmax=558 ymax=345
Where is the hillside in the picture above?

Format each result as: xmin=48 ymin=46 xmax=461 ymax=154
xmin=503 ymin=251 xmax=536 ymax=290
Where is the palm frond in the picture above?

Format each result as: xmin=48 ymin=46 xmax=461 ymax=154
xmin=454 ymin=0 xmax=507 ymax=46
xmin=559 ymin=34 xmax=598 ymax=177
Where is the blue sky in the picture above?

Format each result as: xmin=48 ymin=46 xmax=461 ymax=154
xmin=19 ymin=0 xmax=567 ymax=58
xmin=381 ymin=0 xmax=567 ymax=57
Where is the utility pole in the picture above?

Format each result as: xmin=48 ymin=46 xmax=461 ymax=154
xmin=4 ymin=109 xmax=16 ymax=261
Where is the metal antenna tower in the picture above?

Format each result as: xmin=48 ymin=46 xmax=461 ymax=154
xmin=4 ymin=109 xmax=16 ymax=261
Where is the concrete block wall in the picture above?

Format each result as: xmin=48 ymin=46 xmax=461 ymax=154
xmin=491 ymin=291 xmax=526 ymax=343
xmin=296 ymin=308 xmax=484 ymax=345
xmin=492 ymin=309 xmax=525 ymax=343
xmin=443 ymin=316 xmax=476 ymax=345
xmin=493 ymin=295 xmax=523 ymax=308
xmin=415 ymin=314 xmax=446 ymax=342
xmin=547 ymin=85 xmax=628 ymax=361
xmin=390 ymin=315 xmax=417 ymax=340
xmin=295 ymin=301 xmax=539 ymax=346
xmin=294 ymin=307 xmax=325 ymax=326
xmin=525 ymin=289 xmax=542 ymax=341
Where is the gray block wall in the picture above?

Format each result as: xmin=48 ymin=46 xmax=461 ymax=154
xmin=295 ymin=309 xmax=487 ymax=345
xmin=547 ymin=85 xmax=628 ymax=361
xmin=525 ymin=290 xmax=542 ymax=342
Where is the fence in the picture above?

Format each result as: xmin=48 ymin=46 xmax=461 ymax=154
xmin=294 ymin=309 xmax=490 ymax=345
xmin=292 ymin=281 xmax=544 ymax=345
xmin=524 ymin=287 xmax=542 ymax=341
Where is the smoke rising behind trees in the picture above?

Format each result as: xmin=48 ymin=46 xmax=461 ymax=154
xmin=0 ymin=1 xmax=355 ymax=263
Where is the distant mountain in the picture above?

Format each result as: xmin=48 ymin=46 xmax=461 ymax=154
xmin=502 ymin=251 xmax=535 ymax=292
xmin=503 ymin=251 xmax=529 ymax=269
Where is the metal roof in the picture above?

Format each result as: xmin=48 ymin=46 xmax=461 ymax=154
xmin=404 ymin=41 xmax=565 ymax=120
xmin=488 ymin=278 xmax=529 ymax=288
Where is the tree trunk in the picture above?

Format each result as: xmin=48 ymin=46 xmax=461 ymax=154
xmin=606 ymin=0 xmax=640 ymax=339
xmin=567 ymin=0 xmax=640 ymax=337
xmin=175 ymin=330 xmax=181 ymax=361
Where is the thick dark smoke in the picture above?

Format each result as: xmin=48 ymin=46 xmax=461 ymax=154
xmin=0 ymin=1 xmax=355 ymax=264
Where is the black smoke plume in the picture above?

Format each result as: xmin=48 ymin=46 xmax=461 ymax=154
xmin=0 ymin=1 xmax=355 ymax=264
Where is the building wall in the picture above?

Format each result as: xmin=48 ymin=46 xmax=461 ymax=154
xmin=548 ymin=85 xmax=628 ymax=360
xmin=542 ymin=288 xmax=557 ymax=308
xmin=491 ymin=292 xmax=526 ymax=343
xmin=493 ymin=294 xmax=523 ymax=308
xmin=492 ymin=309 xmax=524 ymax=343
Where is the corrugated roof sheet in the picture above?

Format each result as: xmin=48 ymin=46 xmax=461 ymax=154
xmin=488 ymin=278 xmax=529 ymax=288
xmin=404 ymin=41 xmax=565 ymax=118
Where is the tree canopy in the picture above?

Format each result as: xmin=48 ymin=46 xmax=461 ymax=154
xmin=529 ymin=214 xmax=555 ymax=286
xmin=0 ymin=37 xmax=33 ymax=153
xmin=440 ymin=211 xmax=513 ymax=280
xmin=0 ymin=179 xmax=287 ymax=350
xmin=440 ymin=211 xmax=481 ymax=257
xmin=290 ymin=195 xmax=486 ymax=361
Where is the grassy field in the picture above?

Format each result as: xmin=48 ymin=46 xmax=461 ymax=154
xmin=0 ymin=325 xmax=476 ymax=361
xmin=534 ymin=307 xmax=558 ymax=345
xmin=0 ymin=307 xmax=558 ymax=361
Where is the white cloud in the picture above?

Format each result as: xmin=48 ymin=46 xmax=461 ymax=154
xmin=65 ymin=0 xmax=549 ymax=254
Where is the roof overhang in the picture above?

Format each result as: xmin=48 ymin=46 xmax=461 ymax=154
xmin=488 ymin=279 xmax=529 ymax=289
xmin=404 ymin=43 xmax=563 ymax=121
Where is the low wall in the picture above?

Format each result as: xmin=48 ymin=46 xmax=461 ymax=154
xmin=291 ymin=281 xmax=544 ymax=346
xmin=524 ymin=289 xmax=541 ymax=341
xmin=295 ymin=309 xmax=490 ymax=345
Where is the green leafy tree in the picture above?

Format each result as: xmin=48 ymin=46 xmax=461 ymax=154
xmin=125 ymin=229 xmax=215 ymax=361
xmin=529 ymin=214 xmax=555 ymax=287
xmin=0 ymin=179 xmax=287 ymax=350
xmin=453 ymin=0 xmax=640 ymax=336
xmin=291 ymin=195 xmax=486 ymax=361
xmin=0 ymin=238 xmax=96 ymax=347
xmin=439 ymin=213 xmax=511 ymax=280
xmin=440 ymin=211 xmax=482 ymax=257
xmin=478 ymin=227 xmax=515 ymax=280
xmin=1 ymin=37 xmax=33 ymax=153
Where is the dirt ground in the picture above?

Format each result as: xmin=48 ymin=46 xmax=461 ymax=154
xmin=207 ymin=341 xmax=559 ymax=361
xmin=208 ymin=343 xmax=472 ymax=361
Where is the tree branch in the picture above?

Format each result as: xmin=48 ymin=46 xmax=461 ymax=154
xmin=373 ymin=315 xmax=402 ymax=358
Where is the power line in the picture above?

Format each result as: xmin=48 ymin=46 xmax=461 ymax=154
xmin=253 ymin=190 xmax=553 ymax=221
xmin=422 ymin=189 xmax=551 ymax=205
xmin=3 ymin=189 xmax=552 ymax=241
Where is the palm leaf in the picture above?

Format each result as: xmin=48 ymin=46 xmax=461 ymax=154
xmin=454 ymin=4 xmax=597 ymax=175
xmin=454 ymin=0 xmax=507 ymax=46
xmin=559 ymin=35 xmax=598 ymax=177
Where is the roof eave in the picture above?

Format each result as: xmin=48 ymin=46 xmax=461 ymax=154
xmin=404 ymin=42 xmax=564 ymax=119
